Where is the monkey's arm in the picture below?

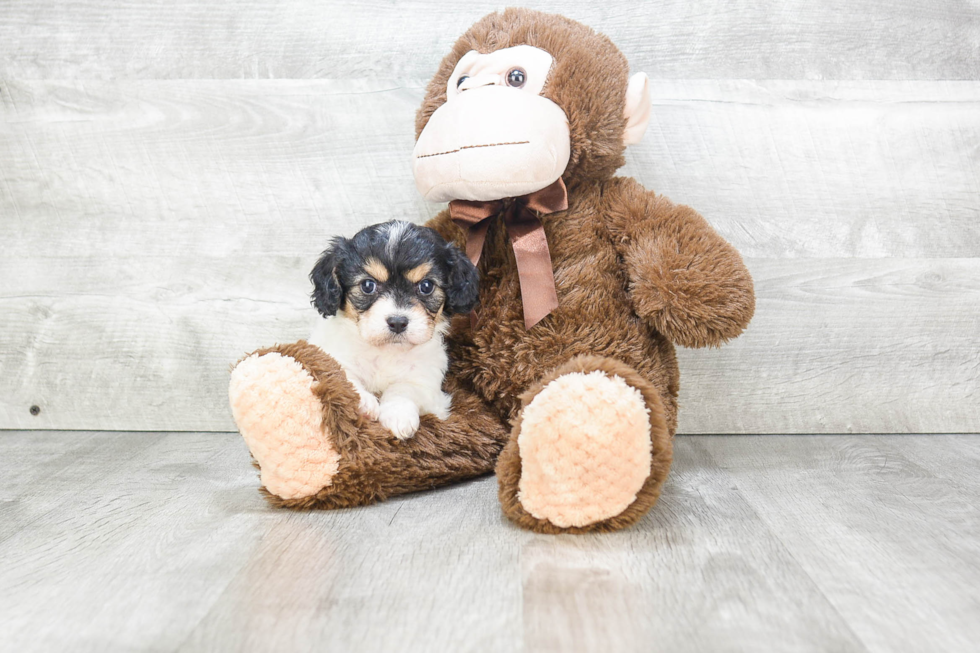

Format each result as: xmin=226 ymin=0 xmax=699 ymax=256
xmin=604 ymin=178 xmax=755 ymax=348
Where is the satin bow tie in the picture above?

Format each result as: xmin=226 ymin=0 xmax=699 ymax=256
xmin=449 ymin=178 xmax=567 ymax=329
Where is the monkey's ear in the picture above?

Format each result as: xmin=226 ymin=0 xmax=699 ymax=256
xmin=623 ymin=72 xmax=652 ymax=146
xmin=443 ymin=244 xmax=480 ymax=315
xmin=309 ymin=237 xmax=351 ymax=318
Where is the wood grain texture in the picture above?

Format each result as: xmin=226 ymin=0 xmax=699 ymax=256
xmin=0 ymin=432 xmax=264 ymax=652
xmin=2 ymin=253 xmax=977 ymax=433
xmin=625 ymin=81 xmax=980 ymax=259
xmin=0 ymin=430 xmax=157 ymax=543
xmin=521 ymin=438 xmax=867 ymax=653
xmin=679 ymin=257 xmax=980 ymax=434
xmin=3 ymin=431 xmax=980 ymax=652
xmin=0 ymin=0 xmax=978 ymax=80
xmin=1 ymin=78 xmax=978 ymax=433
xmin=698 ymin=434 xmax=980 ymax=653
xmin=3 ymin=80 xmax=978 ymax=259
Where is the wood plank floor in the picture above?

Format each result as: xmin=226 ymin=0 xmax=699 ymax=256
xmin=1 ymin=431 xmax=978 ymax=652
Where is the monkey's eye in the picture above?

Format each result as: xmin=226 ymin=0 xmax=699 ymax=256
xmin=417 ymin=279 xmax=435 ymax=296
xmin=506 ymin=68 xmax=526 ymax=88
xmin=360 ymin=279 xmax=378 ymax=294
xmin=456 ymin=75 xmax=470 ymax=89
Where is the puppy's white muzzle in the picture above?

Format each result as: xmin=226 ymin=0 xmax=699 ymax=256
xmin=359 ymin=297 xmax=434 ymax=347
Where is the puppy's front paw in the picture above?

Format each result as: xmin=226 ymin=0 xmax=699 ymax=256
xmin=379 ymin=398 xmax=421 ymax=440
xmin=357 ymin=390 xmax=381 ymax=421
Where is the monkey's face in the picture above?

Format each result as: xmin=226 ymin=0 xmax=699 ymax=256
xmin=412 ymin=45 xmax=571 ymax=203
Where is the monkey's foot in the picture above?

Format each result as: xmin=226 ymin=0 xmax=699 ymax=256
xmin=229 ymin=352 xmax=341 ymax=500
xmin=496 ymin=356 xmax=672 ymax=533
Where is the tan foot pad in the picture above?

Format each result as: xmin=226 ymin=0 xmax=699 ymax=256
xmin=517 ymin=371 xmax=653 ymax=528
xmin=229 ymin=353 xmax=340 ymax=500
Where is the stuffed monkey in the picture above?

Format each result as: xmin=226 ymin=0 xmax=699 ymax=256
xmin=229 ymin=8 xmax=754 ymax=533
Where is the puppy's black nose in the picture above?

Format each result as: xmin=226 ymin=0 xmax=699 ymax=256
xmin=386 ymin=315 xmax=409 ymax=334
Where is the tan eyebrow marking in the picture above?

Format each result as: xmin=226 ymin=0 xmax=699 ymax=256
xmin=416 ymin=140 xmax=530 ymax=159
xmin=364 ymin=258 xmax=389 ymax=282
xmin=405 ymin=263 xmax=433 ymax=284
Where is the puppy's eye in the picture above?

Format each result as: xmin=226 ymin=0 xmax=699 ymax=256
xmin=417 ymin=279 xmax=435 ymax=296
xmin=360 ymin=279 xmax=377 ymax=294
xmin=456 ymin=75 xmax=469 ymax=89
xmin=506 ymin=68 xmax=526 ymax=88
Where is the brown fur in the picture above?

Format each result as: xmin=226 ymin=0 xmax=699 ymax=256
xmin=251 ymin=341 xmax=508 ymax=510
xmin=235 ymin=8 xmax=754 ymax=533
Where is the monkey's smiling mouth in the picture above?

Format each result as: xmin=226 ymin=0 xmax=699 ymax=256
xmin=415 ymin=140 xmax=531 ymax=159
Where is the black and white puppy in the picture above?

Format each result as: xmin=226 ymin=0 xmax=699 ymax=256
xmin=308 ymin=220 xmax=479 ymax=440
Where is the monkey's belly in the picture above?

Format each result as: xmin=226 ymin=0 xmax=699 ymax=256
xmin=466 ymin=279 xmax=677 ymax=424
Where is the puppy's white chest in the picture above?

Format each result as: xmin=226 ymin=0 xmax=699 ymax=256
xmin=358 ymin=352 xmax=415 ymax=394
xmin=308 ymin=316 xmax=448 ymax=396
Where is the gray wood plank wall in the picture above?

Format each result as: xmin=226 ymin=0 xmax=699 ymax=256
xmin=1 ymin=2 xmax=978 ymax=433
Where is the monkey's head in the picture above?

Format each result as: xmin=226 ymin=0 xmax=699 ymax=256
xmin=412 ymin=8 xmax=651 ymax=203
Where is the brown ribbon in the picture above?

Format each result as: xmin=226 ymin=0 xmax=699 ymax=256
xmin=449 ymin=178 xmax=567 ymax=329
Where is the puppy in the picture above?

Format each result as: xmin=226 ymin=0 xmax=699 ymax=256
xmin=307 ymin=220 xmax=479 ymax=440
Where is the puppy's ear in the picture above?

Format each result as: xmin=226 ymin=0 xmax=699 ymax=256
xmin=443 ymin=243 xmax=480 ymax=315
xmin=310 ymin=237 xmax=351 ymax=318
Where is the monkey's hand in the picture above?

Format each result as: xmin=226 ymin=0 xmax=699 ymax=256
xmin=606 ymin=178 xmax=755 ymax=348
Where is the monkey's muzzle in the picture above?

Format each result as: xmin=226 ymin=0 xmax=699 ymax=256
xmin=412 ymin=85 xmax=571 ymax=203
